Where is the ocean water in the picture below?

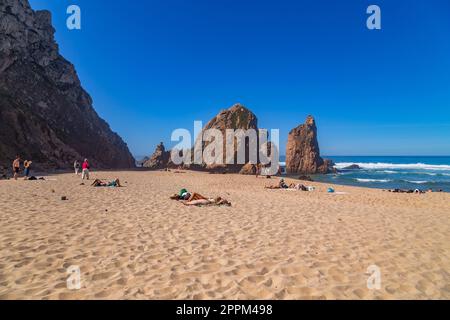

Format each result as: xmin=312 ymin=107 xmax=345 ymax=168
xmin=282 ymin=156 xmax=450 ymax=192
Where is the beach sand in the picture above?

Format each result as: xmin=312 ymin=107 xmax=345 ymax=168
xmin=0 ymin=170 xmax=449 ymax=300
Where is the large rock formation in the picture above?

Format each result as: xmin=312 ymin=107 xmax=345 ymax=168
xmin=285 ymin=116 xmax=332 ymax=174
xmin=143 ymin=142 xmax=170 ymax=170
xmin=0 ymin=0 xmax=135 ymax=170
xmin=193 ymin=103 xmax=259 ymax=173
xmin=147 ymin=104 xmax=262 ymax=173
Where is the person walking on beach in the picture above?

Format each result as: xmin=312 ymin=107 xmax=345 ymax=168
xmin=12 ymin=155 xmax=21 ymax=180
xmin=81 ymin=159 xmax=90 ymax=180
xmin=74 ymin=160 xmax=80 ymax=175
xmin=23 ymin=160 xmax=32 ymax=179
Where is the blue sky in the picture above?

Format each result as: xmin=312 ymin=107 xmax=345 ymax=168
xmin=29 ymin=0 xmax=450 ymax=156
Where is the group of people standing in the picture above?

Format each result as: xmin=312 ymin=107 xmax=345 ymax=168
xmin=9 ymin=156 xmax=91 ymax=180
xmin=74 ymin=159 xmax=90 ymax=180
xmin=11 ymin=155 xmax=32 ymax=180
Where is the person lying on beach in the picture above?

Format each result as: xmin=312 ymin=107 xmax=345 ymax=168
xmin=170 ymin=188 xmax=193 ymax=200
xmin=170 ymin=190 xmax=211 ymax=201
xmin=265 ymin=179 xmax=289 ymax=189
xmin=170 ymin=189 xmax=231 ymax=206
xmin=387 ymin=188 xmax=425 ymax=194
xmin=170 ymin=189 xmax=216 ymax=201
xmin=27 ymin=176 xmax=45 ymax=181
xmin=182 ymin=197 xmax=231 ymax=207
xmin=91 ymin=179 xmax=122 ymax=187
xmin=288 ymin=183 xmax=309 ymax=191
xmin=265 ymin=179 xmax=316 ymax=192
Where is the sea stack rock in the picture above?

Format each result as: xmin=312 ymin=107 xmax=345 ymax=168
xmin=202 ymin=104 xmax=258 ymax=173
xmin=285 ymin=116 xmax=331 ymax=174
xmin=342 ymin=164 xmax=362 ymax=170
xmin=0 ymin=0 xmax=135 ymax=169
xmin=143 ymin=142 xmax=170 ymax=170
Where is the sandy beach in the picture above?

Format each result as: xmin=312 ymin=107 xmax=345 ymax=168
xmin=0 ymin=170 xmax=449 ymax=300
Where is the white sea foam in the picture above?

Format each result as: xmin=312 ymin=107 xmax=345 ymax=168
xmin=356 ymin=178 xmax=391 ymax=183
xmin=414 ymin=172 xmax=437 ymax=176
xmin=335 ymin=162 xmax=450 ymax=171
xmin=407 ymin=180 xmax=429 ymax=184
xmin=383 ymin=171 xmax=440 ymax=176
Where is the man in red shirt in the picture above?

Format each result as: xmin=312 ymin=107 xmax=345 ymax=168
xmin=81 ymin=159 xmax=90 ymax=180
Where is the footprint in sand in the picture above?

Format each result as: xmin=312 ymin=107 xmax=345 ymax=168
xmin=91 ymin=272 xmax=117 ymax=282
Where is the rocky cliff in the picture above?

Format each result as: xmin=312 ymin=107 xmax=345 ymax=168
xmin=0 ymin=0 xmax=135 ymax=172
xmin=143 ymin=142 xmax=170 ymax=170
xmin=285 ymin=116 xmax=332 ymax=174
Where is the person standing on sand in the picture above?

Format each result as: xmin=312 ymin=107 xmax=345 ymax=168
xmin=12 ymin=155 xmax=21 ymax=180
xmin=81 ymin=159 xmax=90 ymax=180
xmin=23 ymin=160 xmax=32 ymax=179
xmin=74 ymin=160 xmax=80 ymax=175
xmin=256 ymin=164 xmax=262 ymax=178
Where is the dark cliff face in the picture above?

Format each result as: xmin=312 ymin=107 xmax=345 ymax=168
xmin=0 ymin=0 xmax=135 ymax=171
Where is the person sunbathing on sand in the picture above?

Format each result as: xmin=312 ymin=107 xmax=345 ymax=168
xmin=293 ymin=183 xmax=308 ymax=191
xmin=387 ymin=188 xmax=425 ymax=194
xmin=170 ymin=188 xmax=192 ymax=200
xmin=91 ymin=179 xmax=122 ymax=187
xmin=170 ymin=190 xmax=211 ymax=201
xmin=265 ymin=179 xmax=289 ymax=189
xmin=182 ymin=197 xmax=231 ymax=207
xmin=170 ymin=189 xmax=231 ymax=206
xmin=265 ymin=179 xmax=313 ymax=191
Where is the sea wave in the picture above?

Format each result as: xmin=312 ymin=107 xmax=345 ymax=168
xmin=406 ymin=180 xmax=429 ymax=184
xmin=413 ymin=172 xmax=437 ymax=176
xmin=335 ymin=162 xmax=450 ymax=171
xmin=400 ymin=180 xmax=450 ymax=185
xmin=373 ymin=171 xmax=450 ymax=177
xmin=356 ymin=178 xmax=391 ymax=183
